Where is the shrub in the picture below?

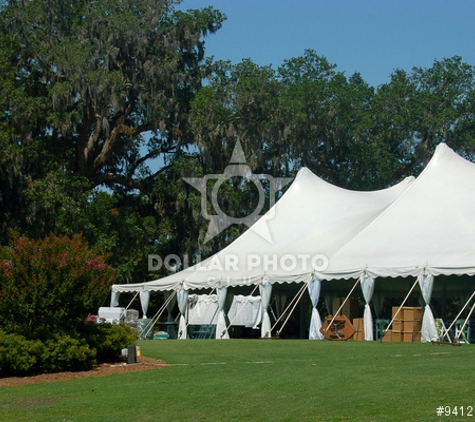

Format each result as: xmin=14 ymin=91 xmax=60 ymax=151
xmin=84 ymin=322 xmax=138 ymax=363
xmin=0 ymin=325 xmax=136 ymax=377
xmin=0 ymin=330 xmax=44 ymax=377
xmin=41 ymin=334 xmax=96 ymax=373
xmin=0 ymin=232 xmax=115 ymax=341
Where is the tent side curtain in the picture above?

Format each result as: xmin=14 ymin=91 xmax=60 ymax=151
xmin=259 ymin=283 xmax=272 ymax=338
xmin=177 ymin=288 xmax=189 ymax=339
xmin=308 ymin=278 xmax=323 ymax=340
xmin=216 ymin=287 xmax=234 ymax=339
xmin=418 ymin=273 xmax=438 ymax=342
xmin=360 ymin=275 xmax=375 ymax=341
xmin=111 ymin=291 xmax=120 ymax=307
xmin=140 ymin=291 xmax=150 ymax=319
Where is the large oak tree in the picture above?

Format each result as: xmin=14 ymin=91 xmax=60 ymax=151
xmin=0 ymin=0 xmax=224 ymax=276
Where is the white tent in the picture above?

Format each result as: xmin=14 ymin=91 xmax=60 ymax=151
xmin=111 ymin=144 xmax=475 ymax=341
xmin=317 ymin=143 xmax=475 ymax=342
xmin=111 ymin=166 xmax=414 ymax=338
xmin=321 ymin=143 xmax=475 ymax=279
xmin=112 ymin=167 xmax=414 ymax=292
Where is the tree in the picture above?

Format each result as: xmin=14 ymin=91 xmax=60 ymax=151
xmin=278 ymin=51 xmax=376 ymax=189
xmin=0 ymin=0 xmax=228 ymax=279
xmin=367 ymin=57 xmax=475 ymax=185
xmin=0 ymin=0 xmax=225 ymax=234
xmin=193 ymin=51 xmax=475 ymax=194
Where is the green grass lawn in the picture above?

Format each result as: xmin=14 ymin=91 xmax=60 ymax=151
xmin=0 ymin=339 xmax=473 ymax=422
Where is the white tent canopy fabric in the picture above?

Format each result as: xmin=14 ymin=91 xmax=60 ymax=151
xmin=112 ymin=167 xmax=414 ymax=293
xmin=320 ymin=143 xmax=475 ymax=280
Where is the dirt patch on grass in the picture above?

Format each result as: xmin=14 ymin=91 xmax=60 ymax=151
xmin=0 ymin=356 xmax=166 ymax=387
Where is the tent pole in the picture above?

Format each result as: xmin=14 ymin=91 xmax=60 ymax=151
xmin=140 ymin=290 xmax=177 ymax=340
xmin=270 ymin=282 xmax=307 ymax=335
xmin=384 ymin=278 xmax=419 ymax=334
xmin=118 ymin=291 xmax=140 ymax=321
xmin=454 ymin=295 xmax=475 ymax=342
xmin=444 ymin=289 xmax=475 ymax=336
xmin=322 ymin=278 xmax=360 ymax=336
xmin=275 ymin=282 xmax=309 ymax=337
xmin=223 ymin=284 xmax=259 ymax=338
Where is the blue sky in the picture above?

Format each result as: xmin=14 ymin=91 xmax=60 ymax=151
xmin=178 ymin=0 xmax=475 ymax=87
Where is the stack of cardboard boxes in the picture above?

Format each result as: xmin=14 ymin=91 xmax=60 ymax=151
xmin=383 ymin=306 xmax=422 ymax=342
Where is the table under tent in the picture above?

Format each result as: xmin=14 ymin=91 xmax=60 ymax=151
xmin=110 ymin=143 xmax=475 ymax=343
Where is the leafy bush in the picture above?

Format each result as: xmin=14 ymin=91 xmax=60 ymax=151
xmin=0 ymin=325 xmax=137 ymax=377
xmin=0 ymin=330 xmax=44 ymax=377
xmin=84 ymin=322 xmax=138 ymax=363
xmin=0 ymin=233 xmax=128 ymax=375
xmin=0 ymin=232 xmax=115 ymax=341
xmin=41 ymin=334 xmax=97 ymax=373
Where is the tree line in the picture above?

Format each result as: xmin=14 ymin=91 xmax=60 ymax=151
xmin=1 ymin=0 xmax=475 ymax=288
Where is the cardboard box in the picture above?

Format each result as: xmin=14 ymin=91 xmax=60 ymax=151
xmin=383 ymin=330 xmax=402 ymax=342
xmin=382 ymin=330 xmax=392 ymax=342
xmin=392 ymin=306 xmax=423 ymax=321
xmin=392 ymin=306 xmax=404 ymax=319
xmin=403 ymin=307 xmax=422 ymax=321
xmin=392 ymin=320 xmax=403 ymax=331
xmin=352 ymin=331 xmax=365 ymax=341
xmin=403 ymin=320 xmax=422 ymax=332
xmin=403 ymin=331 xmax=421 ymax=342
xmin=352 ymin=318 xmax=364 ymax=332
xmin=392 ymin=330 xmax=402 ymax=342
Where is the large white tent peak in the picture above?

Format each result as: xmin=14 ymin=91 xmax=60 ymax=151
xmin=321 ymin=143 xmax=475 ymax=280
xmin=112 ymin=166 xmax=414 ymax=293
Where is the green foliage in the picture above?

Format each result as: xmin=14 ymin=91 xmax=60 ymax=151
xmin=41 ymin=334 xmax=96 ymax=373
xmin=0 ymin=329 xmax=98 ymax=376
xmin=84 ymin=322 xmax=138 ymax=363
xmin=0 ymin=329 xmax=43 ymax=377
xmin=0 ymin=0 xmax=225 ymax=187
xmin=0 ymin=0 xmax=227 ymax=278
xmin=0 ymin=320 xmax=137 ymax=376
xmin=1 ymin=0 xmax=475 ymax=330
xmin=0 ymin=232 xmax=115 ymax=340
xmin=23 ymin=171 xmax=92 ymax=238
